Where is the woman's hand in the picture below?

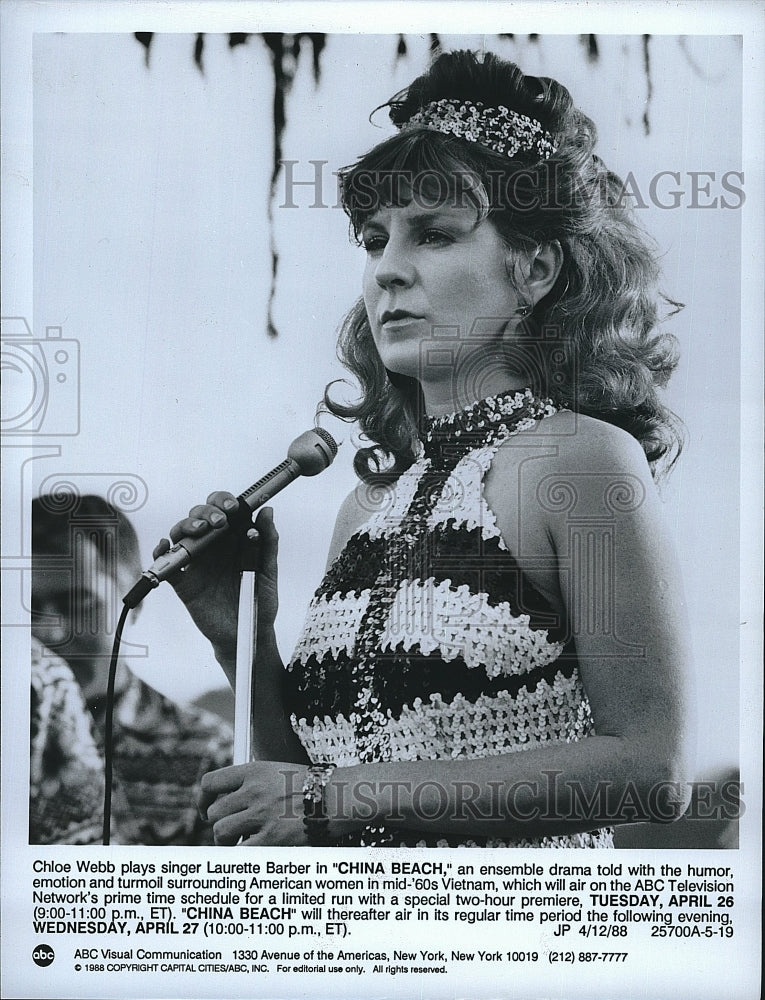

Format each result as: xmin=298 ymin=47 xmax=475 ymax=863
xmin=152 ymin=497 xmax=279 ymax=669
xmin=199 ymin=761 xmax=309 ymax=846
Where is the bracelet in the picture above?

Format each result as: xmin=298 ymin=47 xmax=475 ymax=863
xmin=302 ymin=763 xmax=336 ymax=845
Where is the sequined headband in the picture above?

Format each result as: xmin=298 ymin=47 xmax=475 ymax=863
xmin=399 ymin=98 xmax=558 ymax=161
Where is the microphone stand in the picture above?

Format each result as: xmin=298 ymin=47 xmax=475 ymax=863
xmin=233 ymin=571 xmax=257 ymax=764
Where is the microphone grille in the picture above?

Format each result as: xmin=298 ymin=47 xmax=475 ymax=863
xmin=312 ymin=425 xmax=339 ymax=458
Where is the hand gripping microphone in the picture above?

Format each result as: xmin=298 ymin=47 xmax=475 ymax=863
xmin=123 ymin=427 xmax=338 ymax=608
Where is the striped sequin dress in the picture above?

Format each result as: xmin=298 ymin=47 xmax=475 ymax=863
xmin=286 ymin=390 xmax=613 ymax=848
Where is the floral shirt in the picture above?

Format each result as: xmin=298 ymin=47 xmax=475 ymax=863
xmin=30 ymin=637 xmax=232 ymax=845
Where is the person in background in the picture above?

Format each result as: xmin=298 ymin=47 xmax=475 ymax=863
xmin=29 ymin=493 xmax=232 ymax=845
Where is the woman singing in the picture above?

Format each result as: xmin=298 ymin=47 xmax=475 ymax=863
xmin=155 ymin=50 xmax=695 ymax=847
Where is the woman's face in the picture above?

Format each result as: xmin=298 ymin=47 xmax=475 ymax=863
xmin=361 ymin=198 xmax=522 ymax=390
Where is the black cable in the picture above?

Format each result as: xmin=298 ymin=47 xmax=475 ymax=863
xmin=102 ymin=602 xmax=132 ymax=845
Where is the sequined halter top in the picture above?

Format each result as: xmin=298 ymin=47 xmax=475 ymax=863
xmin=286 ymin=389 xmax=613 ymax=848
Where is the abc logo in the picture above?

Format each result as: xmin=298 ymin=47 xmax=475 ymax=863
xmin=32 ymin=944 xmax=55 ymax=967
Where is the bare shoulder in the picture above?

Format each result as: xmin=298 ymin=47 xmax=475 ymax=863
xmin=488 ymin=412 xmax=658 ymax=542
xmin=324 ymin=479 xmax=395 ymax=569
xmin=534 ymin=410 xmax=647 ymax=468
xmin=494 ymin=410 xmax=652 ymax=483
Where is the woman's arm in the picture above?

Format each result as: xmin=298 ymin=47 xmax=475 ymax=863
xmin=153 ymin=501 xmax=307 ymax=764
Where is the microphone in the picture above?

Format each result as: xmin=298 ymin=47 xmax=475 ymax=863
xmin=123 ymin=427 xmax=339 ymax=608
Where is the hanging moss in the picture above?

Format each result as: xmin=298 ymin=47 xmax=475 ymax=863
xmin=228 ymin=33 xmax=251 ymax=49
xmin=579 ymin=34 xmax=599 ymax=62
xmin=133 ymin=31 xmax=328 ymax=336
xmin=307 ymin=33 xmax=326 ymax=83
xmin=134 ymin=32 xmax=153 ymax=66
xmin=678 ymin=34 xmax=737 ymax=81
xmin=193 ymin=33 xmax=205 ymax=73
xmin=497 ymin=34 xmax=540 ymax=44
xmin=258 ymin=34 xmax=326 ymax=335
xmin=133 ymin=31 xmax=669 ymax=338
xmin=642 ymin=35 xmax=653 ymax=135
